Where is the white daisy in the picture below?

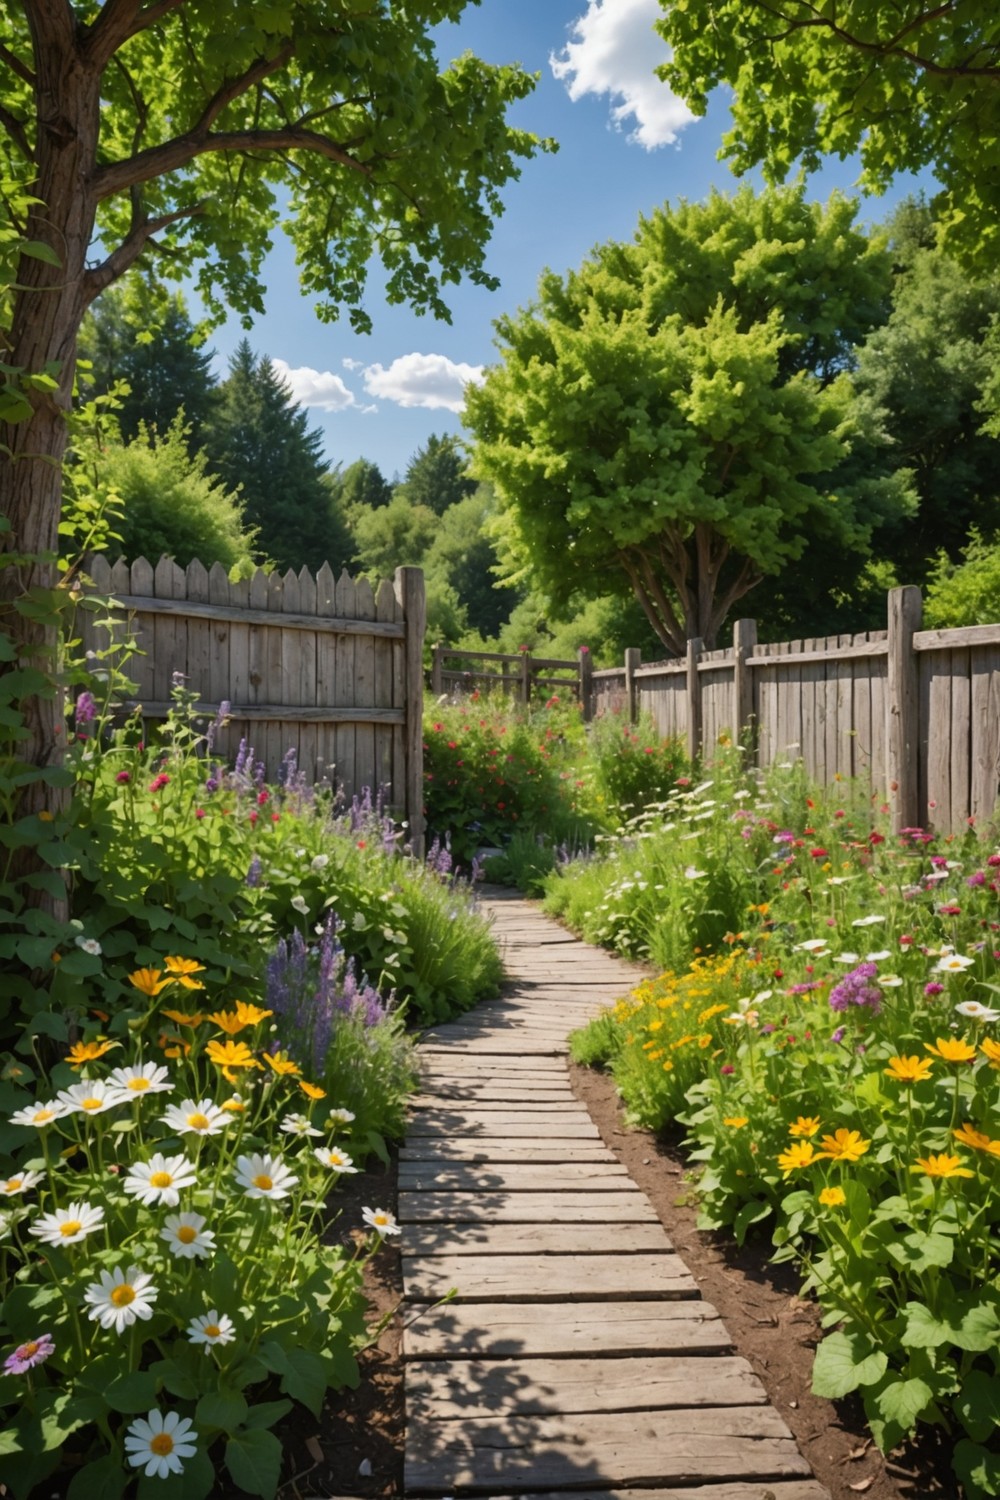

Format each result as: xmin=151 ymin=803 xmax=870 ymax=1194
xmin=866 ymin=950 xmax=892 ymax=962
xmin=84 ymin=1265 xmax=158 ymax=1334
xmin=187 ymin=1310 xmax=236 ymax=1351
xmin=74 ymin=935 xmax=103 ymax=956
xmin=280 ymin=1113 xmax=323 ymax=1139
xmin=877 ymin=974 xmax=904 ymax=988
xmin=108 ymin=1063 xmax=173 ymax=1098
xmin=159 ymin=1099 xmax=230 ymax=1136
xmin=29 ymin=1200 xmax=105 ymax=1246
xmin=290 ymin=894 xmax=310 ymax=915
xmin=936 ymin=953 xmax=976 ymax=973
xmin=122 ymin=1153 xmax=197 ymax=1207
xmin=832 ymin=952 xmax=861 ymax=965
xmin=160 ymin=1211 xmax=216 ymax=1260
xmin=796 ymin=939 xmax=830 ymax=953
xmin=361 ymin=1206 xmax=400 ymax=1237
xmin=8 ymin=1099 xmax=72 ymax=1129
xmin=124 ymin=1410 xmax=197 ymax=1480
xmin=311 ymin=854 xmax=330 ymax=871
xmin=56 ymin=1078 xmax=128 ymax=1117
xmin=314 ymin=1146 xmax=358 ymax=1174
xmin=234 ymin=1152 xmax=298 ymax=1201
xmin=956 ymin=1000 xmax=1000 ymax=1022
xmin=852 ymin=914 xmax=886 ymax=928
xmin=1 ymin=1169 xmax=42 ymax=1197
xmin=327 ymin=1108 xmax=356 ymax=1127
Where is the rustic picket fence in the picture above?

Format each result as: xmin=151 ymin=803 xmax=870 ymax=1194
xmin=592 ymin=587 xmax=1000 ymax=836
xmin=428 ymin=642 xmax=594 ymax=714
xmin=81 ymin=556 xmax=427 ymax=851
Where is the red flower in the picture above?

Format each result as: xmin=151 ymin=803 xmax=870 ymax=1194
xmin=195 ymin=808 xmax=206 ymax=820
xmin=810 ymin=848 xmax=828 ymax=859
xmin=257 ymin=790 xmax=269 ymax=806
xmin=149 ymin=773 xmax=170 ymax=792
xmin=248 ymin=811 xmax=258 ymax=827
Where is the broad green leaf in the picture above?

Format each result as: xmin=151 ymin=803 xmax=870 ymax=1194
xmin=195 ymin=1388 xmax=248 ymax=1433
xmin=955 ymin=1438 xmax=1000 ymax=1500
xmin=812 ymin=1330 xmax=888 ymax=1398
xmin=873 ymin=1376 xmax=933 ymax=1434
xmin=67 ymin=1454 xmax=129 ymax=1500
xmin=242 ymin=1399 xmax=293 ymax=1431
xmin=903 ymin=1297 xmax=1000 ymax=1353
xmin=103 ymin=1369 xmax=160 ymax=1414
xmin=956 ymin=1368 xmax=1000 ymax=1443
xmin=887 ymin=1231 xmax=954 ymax=1274
xmin=225 ymin=1428 xmax=283 ymax=1498
xmin=279 ymin=1346 xmax=329 ymax=1417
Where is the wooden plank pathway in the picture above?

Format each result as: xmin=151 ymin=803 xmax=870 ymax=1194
xmin=402 ymin=892 xmax=830 ymax=1500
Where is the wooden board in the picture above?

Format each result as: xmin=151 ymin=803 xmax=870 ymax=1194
xmin=397 ymin=1192 xmax=657 ymax=1223
xmin=406 ymin=1355 xmax=765 ymax=1417
xmin=402 ymin=1252 xmax=697 ymax=1302
xmin=403 ymin=1118 xmax=600 ymax=1139
xmin=482 ymin=1486 xmax=830 ymax=1500
xmin=402 ymin=1300 xmax=733 ymax=1360
xmin=400 ymin=1141 xmax=617 ymax=1164
xmin=400 ymin=1221 xmax=673 ymax=1257
xmin=404 ymin=1406 xmax=809 ymax=1492
xmin=409 ymin=1085 xmax=576 ymax=1104
xmin=398 ymin=1163 xmax=630 ymax=1191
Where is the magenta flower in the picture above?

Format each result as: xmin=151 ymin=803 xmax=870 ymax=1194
xmin=924 ymin=982 xmax=945 ymax=997
xmin=115 ymin=770 xmax=131 ymax=784
xmin=4 ymin=1334 xmax=55 ymax=1375
xmin=149 ymin=774 xmax=170 ymax=792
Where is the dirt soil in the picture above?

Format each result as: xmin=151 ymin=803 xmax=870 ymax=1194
xmin=271 ymin=1063 xmax=956 ymax=1500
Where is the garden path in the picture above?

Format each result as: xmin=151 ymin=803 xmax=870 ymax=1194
xmin=400 ymin=891 xmax=831 ymax=1500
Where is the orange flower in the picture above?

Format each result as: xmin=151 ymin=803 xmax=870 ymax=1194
xmin=924 ymin=1037 xmax=977 ymax=1064
xmin=234 ymin=1001 xmax=272 ymax=1026
xmin=816 ymin=1128 xmax=870 ymax=1163
xmin=299 ymin=1080 xmax=327 ymax=1101
xmin=980 ymin=1038 xmax=1000 ymax=1067
xmin=953 ymin=1122 xmax=998 ymax=1154
xmin=885 ymin=1055 xmax=934 ymax=1084
xmin=66 ymin=1039 xmax=116 ymax=1070
xmin=788 ymin=1116 xmax=821 ymax=1138
xmin=206 ymin=1010 xmax=248 ymax=1036
xmin=818 ymin=1186 xmax=846 ymax=1208
xmin=723 ymin=1116 xmax=749 ymax=1129
xmin=161 ymin=1009 xmax=204 ymax=1027
xmin=777 ymin=1142 xmax=817 ymax=1176
xmin=163 ymin=956 xmax=206 ymax=990
xmin=205 ymin=1040 xmax=258 ymax=1071
xmin=262 ymin=1051 xmax=301 ymax=1078
xmin=911 ymin=1153 xmax=975 ymax=1180
xmin=129 ymin=967 xmax=172 ymax=997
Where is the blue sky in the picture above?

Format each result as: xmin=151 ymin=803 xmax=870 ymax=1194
xmin=203 ymin=0 xmax=931 ymax=483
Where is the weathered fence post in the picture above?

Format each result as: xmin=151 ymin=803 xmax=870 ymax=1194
xmin=430 ymin=643 xmax=443 ymax=697
xmin=886 ymin=585 xmax=922 ymax=834
xmin=732 ymin=618 xmax=758 ymax=749
xmin=579 ymin=647 xmax=594 ymax=722
xmin=520 ymin=649 xmax=532 ymax=705
xmin=395 ymin=566 xmax=426 ymax=858
xmin=624 ymin=647 xmax=641 ymax=724
xmin=686 ymin=637 xmax=704 ymax=762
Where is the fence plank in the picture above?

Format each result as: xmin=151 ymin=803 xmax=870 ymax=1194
xmin=315 ymin=562 xmax=337 ymax=788
xmin=334 ymin=570 xmax=358 ymax=801
xmin=207 ymin=564 xmax=231 ymax=764
xmin=970 ymin=648 xmax=1000 ymax=828
xmin=396 ymin=566 xmax=427 ymax=855
xmin=950 ymin=649 xmax=972 ymax=831
xmin=228 ymin=573 xmax=251 ymax=763
xmin=296 ymin=566 xmax=318 ymax=783
xmin=185 ymin=560 xmax=211 ymax=716
xmin=887 ymin=586 xmax=922 ymax=832
xmin=354 ymin=575 xmax=377 ymax=800
xmin=375 ymin=578 xmax=397 ymax=798
xmin=152 ymin=556 xmax=184 ymax=708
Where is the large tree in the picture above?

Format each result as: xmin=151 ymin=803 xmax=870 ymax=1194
xmin=465 ymin=184 xmax=911 ymax=653
xmin=396 ymin=432 xmax=476 ymax=515
xmin=0 ymin=0 xmax=545 ymax=789
xmin=656 ymin=0 xmax=1000 ymax=267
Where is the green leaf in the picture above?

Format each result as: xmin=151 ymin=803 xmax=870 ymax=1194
xmin=887 ymin=1231 xmax=954 ymax=1273
xmin=136 ymin=1450 xmax=215 ymax=1500
xmin=955 ymin=1439 xmax=1000 ymax=1500
xmin=147 ymin=1356 xmax=199 ymax=1400
xmin=67 ymin=1454 xmax=129 ymax=1500
xmin=956 ymin=1368 xmax=1000 ymax=1443
xmin=812 ymin=1330 xmax=888 ymax=1398
xmin=279 ymin=1346 xmax=329 ymax=1417
xmin=732 ymin=1197 xmax=770 ymax=1245
xmin=224 ymin=1428 xmax=283 ymax=1498
xmin=242 ymin=1399 xmax=293 ymax=1431
xmin=21 ymin=240 xmax=62 ymax=267
xmin=103 ymin=1369 xmax=160 ymax=1414
xmin=873 ymin=1375 xmax=933 ymax=1434
xmin=195 ymin=1388 xmax=248 ymax=1433
xmin=903 ymin=1296 xmax=1000 ymax=1353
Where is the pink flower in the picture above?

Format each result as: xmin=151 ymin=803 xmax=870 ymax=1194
xmin=115 ymin=771 xmax=131 ymax=784
xmin=195 ymin=808 xmax=206 ymax=820
xmin=149 ymin=774 xmax=170 ymax=792
xmin=4 ymin=1334 xmax=55 ymax=1375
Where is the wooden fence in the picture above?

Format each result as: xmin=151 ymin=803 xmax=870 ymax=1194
xmin=429 ymin=643 xmax=594 ymax=717
xmin=592 ymin=587 xmax=1000 ymax=836
xmin=82 ymin=556 xmax=427 ymax=851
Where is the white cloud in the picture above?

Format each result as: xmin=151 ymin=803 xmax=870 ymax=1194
xmin=551 ymin=0 xmax=694 ymax=150
xmin=271 ymin=358 xmax=358 ymax=412
xmin=362 ymin=353 xmax=484 ymax=412
xmin=342 ymin=356 xmax=364 ymax=372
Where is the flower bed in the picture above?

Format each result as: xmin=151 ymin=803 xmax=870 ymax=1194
xmin=560 ymin=757 xmax=1000 ymax=1497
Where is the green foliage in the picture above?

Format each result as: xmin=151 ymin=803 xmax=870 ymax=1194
xmin=423 ymin=486 xmax=519 ymax=639
xmin=351 ymin=493 xmax=438 ymax=583
xmin=81 ymin=417 xmax=258 ymax=575
xmin=656 ymin=0 xmax=1000 ymax=270
xmin=330 ymin=459 xmax=394 ymax=516
xmin=204 ymin=343 xmax=351 ymax=575
xmin=397 ymin=433 xmax=476 ymax=516
xmin=924 ymin=529 xmax=1000 ymax=628
xmin=466 ymin=183 xmax=910 ymax=652
xmin=587 ymin=713 xmax=689 ymax=823
xmin=559 ymin=750 xmax=1000 ymax=1492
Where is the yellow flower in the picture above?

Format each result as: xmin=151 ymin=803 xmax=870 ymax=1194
xmin=299 ymin=1080 xmax=327 ymax=1101
xmin=262 ymin=1051 xmax=301 ymax=1077
xmin=163 ymin=956 xmax=206 ymax=991
xmin=698 ymin=1003 xmax=728 ymax=1024
xmin=980 ymin=1038 xmax=1000 ymax=1067
xmin=788 ymin=1116 xmax=821 ymax=1139
xmin=161 ymin=1009 xmax=204 ymax=1027
xmin=953 ymin=1122 xmax=997 ymax=1154
xmin=205 ymin=1040 xmax=258 ymax=1071
xmin=66 ymin=1039 xmax=116 ymax=1070
xmin=129 ymin=967 xmax=172 ymax=997
xmin=885 ymin=1055 xmax=934 ymax=1084
xmin=777 ymin=1142 xmax=817 ymax=1176
xmin=818 ymin=1186 xmax=846 ymax=1208
xmin=234 ymin=1001 xmax=272 ymax=1027
xmin=206 ymin=1010 xmax=248 ymax=1036
xmin=723 ymin=1116 xmax=748 ymax=1129
xmin=221 ymin=1096 xmax=248 ymax=1113
xmin=911 ymin=1152 xmax=975 ymax=1180
xmin=661 ymin=1060 xmax=674 ymax=1072
xmin=924 ymin=1036 xmax=977 ymax=1064
xmin=816 ymin=1128 xmax=870 ymax=1163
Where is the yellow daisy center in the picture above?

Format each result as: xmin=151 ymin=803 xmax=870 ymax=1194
xmin=20 ymin=1341 xmax=39 ymax=1357
xmin=203 ymin=1324 xmax=221 ymax=1339
xmin=149 ymin=1171 xmax=173 ymax=1188
xmin=253 ymin=1174 xmax=273 ymax=1191
xmin=187 ymin=1112 xmax=210 ymax=1130
xmin=128 ymin=1078 xmax=150 ymax=1091
xmin=176 ymin=1225 xmax=197 ymax=1244
xmin=59 ymin=1219 xmax=82 ymax=1237
xmin=81 ymin=1097 xmax=102 ymax=1111
xmin=6 ymin=1178 xmax=22 ymax=1191
xmin=110 ymin=1285 xmax=136 ymax=1307
xmin=34 ymin=1109 xmax=54 ymax=1122
xmin=149 ymin=1433 xmax=174 ymax=1457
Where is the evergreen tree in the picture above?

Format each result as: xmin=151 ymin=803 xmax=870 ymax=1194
xmin=335 ymin=458 xmax=395 ymax=513
xmin=205 ymin=342 xmax=352 ymax=574
xmin=397 ymin=433 xmax=476 ymax=515
xmin=78 ymin=283 xmax=218 ymax=452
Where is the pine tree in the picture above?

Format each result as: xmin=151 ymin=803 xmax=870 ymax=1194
xmin=206 ymin=342 xmax=352 ymax=573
